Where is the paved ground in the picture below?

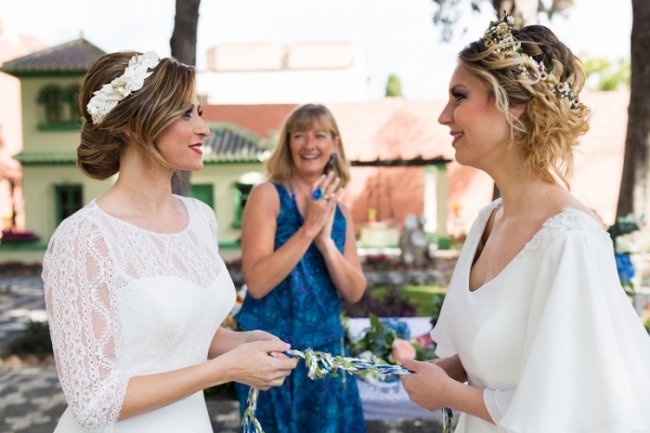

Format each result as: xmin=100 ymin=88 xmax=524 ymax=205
xmin=0 ymin=276 xmax=446 ymax=432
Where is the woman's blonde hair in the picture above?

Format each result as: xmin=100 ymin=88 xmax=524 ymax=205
xmin=459 ymin=24 xmax=590 ymax=188
xmin=265 ymin=104 xmax=351 ymax=188
xmin=77 ymin=51 xmax=196 ymax=180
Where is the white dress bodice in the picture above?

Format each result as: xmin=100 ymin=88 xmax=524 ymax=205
xmin=43 ymin=197 xmax=236 ymax=433
xmin=432 ymin=199 xmax=650 ymax=433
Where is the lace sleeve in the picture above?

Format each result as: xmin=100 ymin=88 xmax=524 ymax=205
xmin=190 ymin=197 xmax=219 ymax=241
xmin=43 ymin=216 xmax=129 ymax=433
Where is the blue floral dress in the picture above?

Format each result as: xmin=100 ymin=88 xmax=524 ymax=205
xmin=234 ymin=182 xmax=365 ymax=433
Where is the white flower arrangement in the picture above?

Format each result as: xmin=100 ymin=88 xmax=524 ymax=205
xmin=87 ymin=51 xmax=160 ymax=124
xmin=483 ymin=14 xmax=579 ymax=110
xmin=357 ymin=350 xmax=392 ymax=383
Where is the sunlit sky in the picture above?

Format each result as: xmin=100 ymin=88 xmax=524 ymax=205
xmin=0 ymin=0 xmax=632 ymax=99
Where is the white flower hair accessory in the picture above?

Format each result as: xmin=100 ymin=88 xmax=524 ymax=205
xmin=87 ymin=51 xmax=160 ymax=124
xmin=483 ymin=14 xmax=579 ymax=110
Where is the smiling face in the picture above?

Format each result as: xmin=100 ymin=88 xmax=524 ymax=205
xmin=155 ymin=96 xmax=210 ymax=172
xmin=438 ymin=65 xmax=516 ymax=172
xmin=288 ymin=120 xmax=339 ymax=177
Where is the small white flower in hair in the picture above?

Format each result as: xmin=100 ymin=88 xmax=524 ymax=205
xmin=482 ymin=14 xmax=580 ymax=110
xmin=87 ymin=50 xmax=160 ymax=124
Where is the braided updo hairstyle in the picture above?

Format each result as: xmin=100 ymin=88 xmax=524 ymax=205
xmin=77 ymin=51 xmax=196 ymax=180
xmin=458 ymin=25 xmax=590 ymax=188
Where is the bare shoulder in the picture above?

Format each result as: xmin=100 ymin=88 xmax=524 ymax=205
xmin=546 ymin=192 xmax=604 ymax=227
xmin=522 ymin=192 xmax=609 ymax=255
xmin=249 ymin=182 xmax=280 ymax=204
xmin=245 ymin=182 xmax=282 ymax=217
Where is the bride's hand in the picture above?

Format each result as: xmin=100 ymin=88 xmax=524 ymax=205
xmin=243 ymin=330 xmax=292 ymax=358
xmin=430 ymin=355 xmax=467 ymax=383
xmin=401 ymin=359 xmax=452 ymax=411
xmin=219 ymin=340 xmax=298 ymax=390
xmin=244 ymin=330 xmax=279 ymax=343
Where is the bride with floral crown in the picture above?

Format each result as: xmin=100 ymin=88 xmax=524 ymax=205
xmin=400 ymin=15 xmax=650 ymax=433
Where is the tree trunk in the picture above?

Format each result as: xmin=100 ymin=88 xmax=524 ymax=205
xmin=170 ymin=0 xmax=201 ymax=196
xmin=170 ymin=0 xmax=201 ymax=66
xmin=616 ymin=0 xmax=650 ymax=226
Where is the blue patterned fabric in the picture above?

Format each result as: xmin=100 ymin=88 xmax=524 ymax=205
xmin=235 ymin=182 xmax=365 ymax=432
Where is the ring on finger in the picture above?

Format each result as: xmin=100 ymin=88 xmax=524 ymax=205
xmin=311 ymin=188 xmax=324 ymax=200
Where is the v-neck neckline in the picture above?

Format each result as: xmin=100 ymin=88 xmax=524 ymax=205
xmin=465 ymin=201 xmax=591 ymax=294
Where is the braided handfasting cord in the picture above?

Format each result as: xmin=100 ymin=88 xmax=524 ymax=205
xmin=241 ymin=348 xmax=454 ymax=433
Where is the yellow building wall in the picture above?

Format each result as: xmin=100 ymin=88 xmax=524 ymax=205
xmin=21 ymin=77 xmax=83 ymax=153
xmin=11 ymin=74 xmax=264 ymax=263
xmin=17 ymin=162 xmax=263 ymax=262
xmin=190 ymin=162 xmax=265 ymax=244
xmin=21 ymin=165 xmax=114 ymax=240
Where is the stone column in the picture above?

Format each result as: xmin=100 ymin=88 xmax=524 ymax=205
xmin=436 ymin=164 xmax=450 ymax=249
xmin=423 ymin=165 xmax=437 ymax=237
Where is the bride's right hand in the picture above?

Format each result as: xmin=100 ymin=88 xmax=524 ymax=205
xmin=218 ymin=340 xmax=298 ymax=390
xmin=430 ymin=354 xmax=467 ymax=383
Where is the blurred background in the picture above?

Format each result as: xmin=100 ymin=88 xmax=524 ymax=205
xmin=0 ymin=1 xmax=637 ymax=249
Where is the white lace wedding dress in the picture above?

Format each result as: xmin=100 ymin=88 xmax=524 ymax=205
xmin=42 ymin=196 xmax=235 ymax=433
xmin=432 ymin=199 xmax=650 ymax=433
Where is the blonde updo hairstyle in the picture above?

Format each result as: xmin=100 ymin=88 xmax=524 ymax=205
xmin=265 ymin=104 xmax=351 ymax=188
xmin=77 ymin=51 xmax=196 ymax=180
xmin=459 ymin=25 xmax=590 ymax=188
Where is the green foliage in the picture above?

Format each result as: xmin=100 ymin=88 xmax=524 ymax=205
xmin=0 ymin=230 xmax=40 ymax=244
xmin=348 ymin=313 xmax=398 ymax=360
xmin=385 ymin=74 xmax=403 ymax=97
xmin=607 ymin=213 xmax=642 ymax=241
xmin=412 ymin=340 xmax=438 ymax=361
xmin=342 ymin=285 xmax=447 ymax=318
xmin=341 ymin=285 xmax=418 ymax=318
xmin=583 ymin=57 xmax=630 ymax=91
xmin=430 ymin=292 xmax=446 ymax=328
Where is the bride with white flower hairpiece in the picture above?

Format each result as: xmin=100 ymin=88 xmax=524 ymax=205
xmin=43 ymin=51 xmax=298 ymax=433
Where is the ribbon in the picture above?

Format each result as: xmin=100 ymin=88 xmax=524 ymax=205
xmin=241 ymin=348 xmax=454 ymax=433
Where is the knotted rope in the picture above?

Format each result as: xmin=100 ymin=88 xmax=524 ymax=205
xmin=241 ymin=348 xmax=454 ymax=433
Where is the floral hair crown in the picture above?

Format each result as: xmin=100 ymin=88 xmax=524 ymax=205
xmin=87 ymin=51 xmax=160 ymax=124
xmin=482 ymin=14 xmax=579 ymax=110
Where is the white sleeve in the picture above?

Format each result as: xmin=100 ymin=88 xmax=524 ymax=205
xmin=486 ymin=230 xmax=650 ymax=433
xmin=430 ymin=307 xmax=458 ymax=359
xmin=43 ymin=217 xmax=129 ymax=432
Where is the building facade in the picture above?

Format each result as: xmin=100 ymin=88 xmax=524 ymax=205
xmin=197 ymin=43 xmax=369 ymax=104
xmin=0 ymin=40 xmax=271 ymax=262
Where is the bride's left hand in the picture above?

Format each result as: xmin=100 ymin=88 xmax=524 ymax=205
xmin=401 ymin=359 xmax=452 ymax=411
xmin=244 ymin=330 xmax=290 ymax=358
xmin=244 ymin=330 xmax=278 ymax=343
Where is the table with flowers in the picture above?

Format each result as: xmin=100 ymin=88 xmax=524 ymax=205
xmin=348 ymin=317 xmax=446 ymax=421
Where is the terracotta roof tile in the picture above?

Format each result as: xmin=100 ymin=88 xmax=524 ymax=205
xmin=1 ymin=38 xmax=105 ymax=76
xmin=202 ymin=104 xmax=297 ymax=138
xmin=202 ymin=123 xmax=270 ymax=163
